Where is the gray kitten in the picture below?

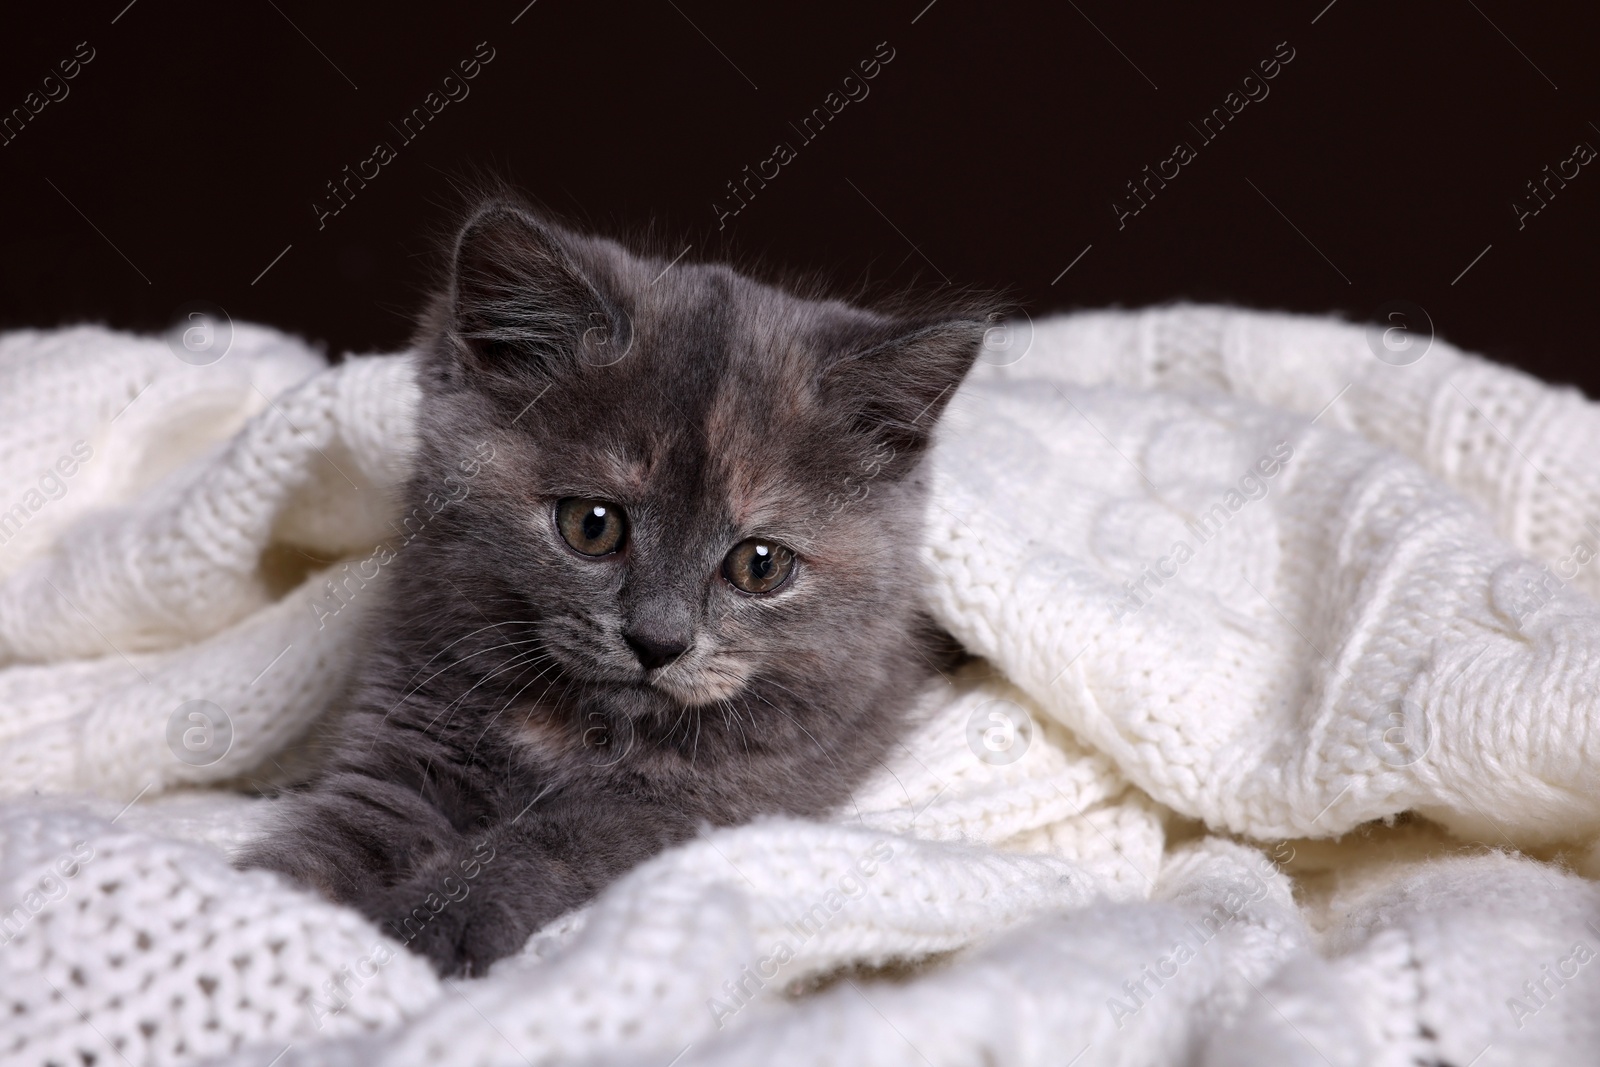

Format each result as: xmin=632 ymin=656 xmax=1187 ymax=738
xmin=243 ymin=200 xmax=990 ymax=976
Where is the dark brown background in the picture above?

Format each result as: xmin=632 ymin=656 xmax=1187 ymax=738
xmin=2 ymin=1 xmax=1595 ymax=389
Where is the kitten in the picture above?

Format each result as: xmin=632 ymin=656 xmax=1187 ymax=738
xmin=242 ymin=200 xmax=991 ymax=976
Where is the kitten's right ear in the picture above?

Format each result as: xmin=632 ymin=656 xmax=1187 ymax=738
xmin=446 ymin=202 xmax=623 ymax=377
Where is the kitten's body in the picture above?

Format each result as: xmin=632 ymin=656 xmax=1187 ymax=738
xmin=244 ymin=203 xmax=988 ymax=975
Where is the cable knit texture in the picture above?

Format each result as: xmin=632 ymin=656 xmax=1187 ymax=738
xmin=3 ymin=306 xmax=1600 ymax=1065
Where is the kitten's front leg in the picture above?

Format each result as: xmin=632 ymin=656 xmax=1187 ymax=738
xmin=245 ymin=772 xmax=525 ymax=975
xmin=367 ymin=796 xmax=695 ymax=977
xmin=242 ymin=770 xmax=466 ymax=903
xmin=355 ymin=836 xmax=532 ymax=977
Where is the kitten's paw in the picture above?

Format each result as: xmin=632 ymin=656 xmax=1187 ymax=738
xmin=362 ymin=884 xmax=525 ymax=977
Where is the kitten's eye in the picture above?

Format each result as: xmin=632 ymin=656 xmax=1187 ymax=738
xmin=722 ymin=539 xmax=795 ymax=594
xmin=556 ymin=498 xmax=627 ymax=556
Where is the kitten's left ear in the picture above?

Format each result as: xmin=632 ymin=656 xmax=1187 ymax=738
xmin=821 ymin=315 xmax=989 ymax=465
xmin=445 ymin=201 xmax=626 ymax=379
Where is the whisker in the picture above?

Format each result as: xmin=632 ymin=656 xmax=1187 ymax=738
xmin=395 ymin=618 xmax=542 ymax=691
xmin=468 ymin=658 xmax=563 ymax=759
xmin=366 ymin=622 xmax=546 ymax=740
xmin=418 ymin=653 xmax=549 ymax=787
xmin=691 ymin=700 xmax=703 ymax=764
xmin=401 ymin=635 xmax=549 ymax=704
xmin=420 ymin=646 xmax=550 ymax=737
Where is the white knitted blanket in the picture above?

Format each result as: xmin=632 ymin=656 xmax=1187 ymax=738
xmin=5 ymin=306 xmax=1600 ymax=1066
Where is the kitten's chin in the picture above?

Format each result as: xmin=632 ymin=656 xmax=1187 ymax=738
xmin=646 ymin=661 xmax=752 ymax=709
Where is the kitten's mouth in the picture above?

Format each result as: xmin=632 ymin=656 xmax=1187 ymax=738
xmin=548 ymin=632 xmax=754 ymax=710
xmin=636 ymin=656 xmax=752 ymax=709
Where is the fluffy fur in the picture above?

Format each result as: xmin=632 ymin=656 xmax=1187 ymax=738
xmin=242 ymin=201 xmax=993 ymax=975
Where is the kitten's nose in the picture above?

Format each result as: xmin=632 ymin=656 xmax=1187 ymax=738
xmin=622 ymin=626 xmax=690 ymax=671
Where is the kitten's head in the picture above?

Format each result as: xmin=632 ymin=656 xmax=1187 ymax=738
xmin=412 ymin=201 xmax=991 ymax=726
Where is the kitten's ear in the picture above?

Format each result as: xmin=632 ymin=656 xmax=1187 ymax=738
xmin=820 ymin=316 xmax=989 ymax=465
xmin=445 ymin=202 xmax=624 ymax=376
